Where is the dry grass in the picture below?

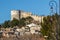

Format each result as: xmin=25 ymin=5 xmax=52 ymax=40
xmin=0 ymin=34 xmax=45 ymax=40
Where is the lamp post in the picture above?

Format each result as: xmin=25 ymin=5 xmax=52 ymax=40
xmin=59 ymin=0 xmax=60 ymax=15
xmin=49 ymin=0 xmax=57 ymax=15
xmin=49 ymin=0 xmax=58 ymax=40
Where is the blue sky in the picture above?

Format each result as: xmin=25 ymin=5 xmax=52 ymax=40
xmin=0 ymin=0 xmax=59 ymax=23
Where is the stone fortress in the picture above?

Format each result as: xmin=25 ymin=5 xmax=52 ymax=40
xmin=0 ymin=10 xmax=46 ymax=40
xmin=11 ymin=10 xmax=44 ymax=23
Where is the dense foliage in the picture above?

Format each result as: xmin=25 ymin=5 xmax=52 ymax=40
xmin=41 ymin=13 xmax=60 ymax=40
xmin=1 ymin=16 xmax=33 ymax=28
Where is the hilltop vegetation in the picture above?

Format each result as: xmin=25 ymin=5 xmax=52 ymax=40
xmin=1 ymin=16 xmax=33 ymax=28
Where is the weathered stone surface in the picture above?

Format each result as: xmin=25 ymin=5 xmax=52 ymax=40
xmin=0 ymin=34 xmax=45 ymax=40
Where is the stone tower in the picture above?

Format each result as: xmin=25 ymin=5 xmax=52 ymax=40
xmin=11 ymin=10 xmax=20 ymax=20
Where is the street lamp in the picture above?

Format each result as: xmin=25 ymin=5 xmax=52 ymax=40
xmin=49 ymin=0 xmax=57 ymax=15
xmin=49 ymin=0 xmax=58 ymax=40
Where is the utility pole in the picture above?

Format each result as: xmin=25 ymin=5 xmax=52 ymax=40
xmin=59 ymin=0 xmax=60 ymax=15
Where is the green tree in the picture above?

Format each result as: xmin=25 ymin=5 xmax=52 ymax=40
xmin=2 ymin=20 xmax=10 ymax=28
xmin=54 ymin=13 xmax=60 ymax=40
xmin=26 ymin=16 xmax=33 ymax=24
xmin=41 ymin=14 xmax=58 ymax=40
xmin=1 ymin=16 xmax=34 ymax=28
xmin=19 ymin=18 xmax=26 ymax=28
xmin=10 ymin=18 xmax=19 ymax=27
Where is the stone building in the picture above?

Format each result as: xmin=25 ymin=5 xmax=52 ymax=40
xmin=11 ymin=10 xmax=32 ymax=20
xmin=11 ymin=10 xmax=20 ymax=20
xmin=11 ymin=10 xmax=44 ymax=22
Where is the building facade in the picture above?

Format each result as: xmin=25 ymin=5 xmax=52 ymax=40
xmin=11 ymin=10 xmax=44 ymax=22
xmin=11 ymin=10 xmax=32 ymax=20
xmin=11 ymin=10 xmax=20 ymax=20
